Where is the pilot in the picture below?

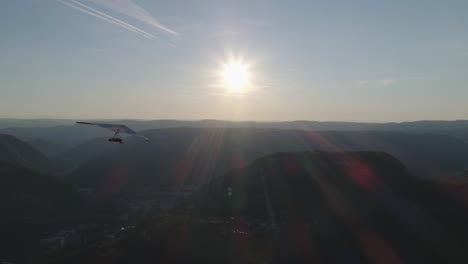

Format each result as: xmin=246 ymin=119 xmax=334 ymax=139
xmin=108 ymin=137 xmax=123 ymax=144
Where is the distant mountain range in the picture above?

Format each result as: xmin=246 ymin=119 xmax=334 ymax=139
xmin=3 ymin=118 xmax=468 ymax=131
xmin=0 ymin=119 xmax=75 ymax=129
xmin=66 ymin=127 xmax=468 ymax=200
xmin=0 ymin=125 xmax=109 ymax=155
xmin=1 ymin=119 xmax=468 ymax=158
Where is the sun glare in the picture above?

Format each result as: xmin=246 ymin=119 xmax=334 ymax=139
xmin=222 ymin=62 xmax=250 ymax=91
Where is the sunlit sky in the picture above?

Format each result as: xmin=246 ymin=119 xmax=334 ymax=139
xmin=1 ymin=0 xmax=468 ymax=122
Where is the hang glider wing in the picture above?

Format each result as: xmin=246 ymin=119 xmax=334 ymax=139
xmin=77 ymin=122 xmax=150 ymax=142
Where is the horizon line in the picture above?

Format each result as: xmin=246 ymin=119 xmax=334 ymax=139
xmin=1 ymin=117 xmax=468 ymax=124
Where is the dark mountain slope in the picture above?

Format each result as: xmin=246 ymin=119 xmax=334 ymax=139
xmin=46 ymin=151 xmax=468 ymax=264
xmin=0 ymin=134 xmax=75 ymax=175
xmin=0 ymin=161 xmax=80 ymax=217
xmin=27 ymin=138 xmax=68 ymax=157
xmin=0 ymin=134 xmax=49 ymax=172
xmin=188 ymin=151 xmax=468 ymax=263
xmin=305 ymin=130 xmax=468 ymax=177
xmin=62 ymin=137 xmax=118 ymax=164
xmin=0 ymin=161 xmax=81 ymax=261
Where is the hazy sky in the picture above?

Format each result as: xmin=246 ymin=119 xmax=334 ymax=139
xmin=1 ymin=0 xmax=468 ymax=121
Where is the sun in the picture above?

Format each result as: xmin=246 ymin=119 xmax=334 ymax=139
xmin=222 ymin=62 xmax=250 ymax=91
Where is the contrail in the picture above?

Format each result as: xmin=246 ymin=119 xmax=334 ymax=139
xmin=57 ymin=0 xmax=156 ymax=39
xmin=69 ymin=0 xmax=156 ymax=39
xmin=89 ymin=0 xmax=179 ymax=36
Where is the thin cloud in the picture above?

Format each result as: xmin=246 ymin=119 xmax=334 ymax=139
xmin=357 ymin=80 xmax=370 ymax=87
xmin=356 ymin=78 xmax=395 ymax=87
xmin=58 ymin=0 xmax=156 ymax=39
xmin=89 ymin=0 xmax=178 ymax=36
xmin=381 ymin=78 xmax=395 ymax=86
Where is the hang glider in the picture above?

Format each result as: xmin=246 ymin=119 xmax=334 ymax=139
xmin=77 ymin=122 xmax=150 ymax=144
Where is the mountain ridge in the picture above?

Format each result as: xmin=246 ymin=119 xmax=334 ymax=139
xmin=0 ymin=134 xmax=50 ymax=172
xmin=1 ymin=120 xmax=468 ymax=154
xmin=62 ymin=127 xmax=468 ymax=205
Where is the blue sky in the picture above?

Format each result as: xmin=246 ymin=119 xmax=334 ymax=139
xmin=1 ymin=0 xmax=467 ymax=121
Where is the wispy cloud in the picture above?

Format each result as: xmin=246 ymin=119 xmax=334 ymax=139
xmin=381 ymin=78 xmax=395 ymax=86
xmin=356 ymin=78 xmax=395 ymax=87
xmin=58 ymin=0 xmax=157 ymax=39
xmin=89 ymin=0 xmax=178 ymax=36
xmin=357 ymin=80 xmax=370 ymax=87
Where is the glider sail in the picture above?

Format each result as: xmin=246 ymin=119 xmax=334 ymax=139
xmin=77 ymin=122 xmax=150 ymax=142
